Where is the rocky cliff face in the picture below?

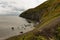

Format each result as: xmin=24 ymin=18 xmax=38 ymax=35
xmin=19 ymin=0 xmax=60 ymax=39
xmin=19 ymin=0 xmax=60 ymax=24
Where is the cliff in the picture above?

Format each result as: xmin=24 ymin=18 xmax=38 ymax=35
xmin=7 ymin=0 xmax=60 ymax=40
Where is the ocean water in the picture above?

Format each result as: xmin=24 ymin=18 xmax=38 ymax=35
xmin=0 ymin=16 xmax=34 ymax=40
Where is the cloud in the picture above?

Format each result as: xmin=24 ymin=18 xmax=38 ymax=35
xmin=0 ymin=0 xmax=47 ymax=15
xmin=0 ymin=0 xmax=25 ymax=15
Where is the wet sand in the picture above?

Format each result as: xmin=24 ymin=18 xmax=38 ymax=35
xmin=0 ymin=16 xmax=34 ymax=40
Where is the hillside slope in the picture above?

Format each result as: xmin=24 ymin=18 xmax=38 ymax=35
xmin=6 ymin=0 xmax=60 ymax=40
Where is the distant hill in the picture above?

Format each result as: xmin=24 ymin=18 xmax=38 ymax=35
xmin=0 ymin=11 xmax=23 ymax=16
xmin=0 ymin=14 xmax=19 ymax=16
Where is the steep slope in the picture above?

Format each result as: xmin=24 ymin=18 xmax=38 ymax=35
xmin=6 ymin=0 xmax=60 ymax=40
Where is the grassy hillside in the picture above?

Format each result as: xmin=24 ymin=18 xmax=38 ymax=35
xmin=6 ymin=0 xmax=60 ymax=40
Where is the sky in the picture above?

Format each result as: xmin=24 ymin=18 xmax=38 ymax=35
xmin=0 ymin=0 xmax=47 ymax=15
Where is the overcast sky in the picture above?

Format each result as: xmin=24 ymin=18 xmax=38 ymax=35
xmin=0 ymin=0 xmax=47 ymax=15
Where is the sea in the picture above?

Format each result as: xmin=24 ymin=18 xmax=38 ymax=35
xmin=0 ymin=16 xmax=34 ymax=40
